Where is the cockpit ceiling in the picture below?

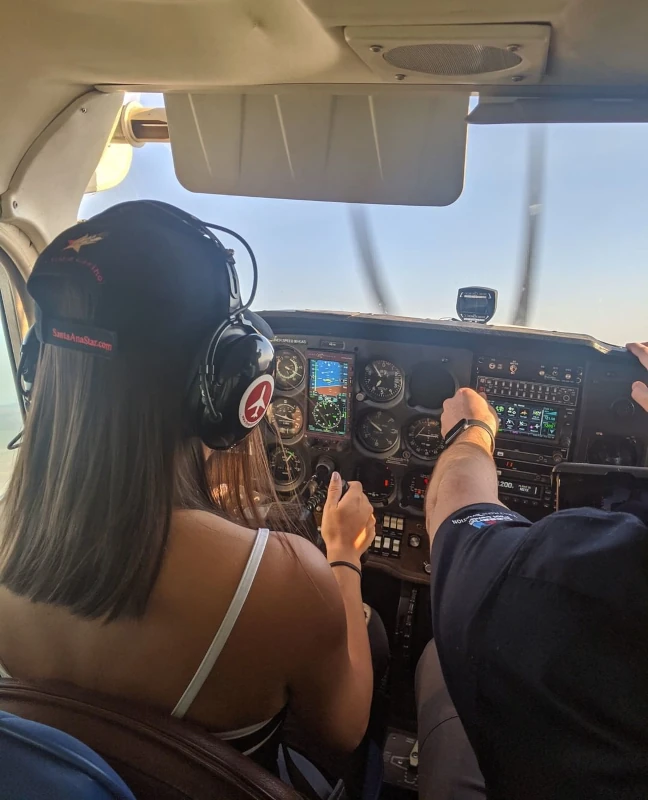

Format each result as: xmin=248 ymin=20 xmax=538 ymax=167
xmin=8 ymin=0 xmax=648 ymax=92
xmin=2 ymin=0 xmax=648 ymax=198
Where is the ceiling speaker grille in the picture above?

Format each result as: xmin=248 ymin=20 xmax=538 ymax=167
xmin=383 ymin=43 xmax=522 ymax=76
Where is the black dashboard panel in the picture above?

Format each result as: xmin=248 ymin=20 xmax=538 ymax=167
xmin=260 ymin=310 xmax=648 ymax=584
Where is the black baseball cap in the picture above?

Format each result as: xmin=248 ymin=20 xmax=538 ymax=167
xmin=27 ymin=200 xmax=268 ymax=360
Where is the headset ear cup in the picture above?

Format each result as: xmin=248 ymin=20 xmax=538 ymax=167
xmin=195 ymin=324 xmax=275 ymax=450
xmin=185 ymin=352 xmax=209 ymax=440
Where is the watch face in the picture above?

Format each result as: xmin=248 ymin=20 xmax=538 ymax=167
xmin=444 ymin=418 xmax=468 ymax=445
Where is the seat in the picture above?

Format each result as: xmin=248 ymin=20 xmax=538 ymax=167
xmin=0 ymin=679 xmax=301 ymax=800
xmin=0 ymin=709 xmax=135 ymax=799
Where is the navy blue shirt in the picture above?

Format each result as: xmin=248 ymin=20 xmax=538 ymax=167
xmin=431 ymin=504 xmax=648 ymax=800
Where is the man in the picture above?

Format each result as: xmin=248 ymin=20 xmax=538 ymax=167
xmin=416 ymin=342 xmax=648 ymax=800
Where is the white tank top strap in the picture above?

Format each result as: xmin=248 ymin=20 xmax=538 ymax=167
xmin=171 ymin=527 xmax=270 ymax=719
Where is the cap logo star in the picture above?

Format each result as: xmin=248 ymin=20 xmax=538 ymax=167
xmin=64 ymin=233 xmax=105 ymax=253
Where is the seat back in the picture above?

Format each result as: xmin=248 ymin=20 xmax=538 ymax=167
xmin=0 ymin=680 xmax=302 ymax=800
xmin=0 ymin=709 xmax=135 ymax=799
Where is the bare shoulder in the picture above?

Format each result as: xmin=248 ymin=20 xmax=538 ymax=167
xmin=265 ymin=530 xmax=342 ymax=596
xmin=177 ymin=512 xmax=344 ymax=628
xmin=167 ymin=510 xmax=341 ymax=612
xmin=262 ymin=531 xmax=346 ymax=644
xmin=157 ymin=510 xmax=346 ymax=694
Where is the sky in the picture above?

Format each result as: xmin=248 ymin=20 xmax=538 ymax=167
xmin=3 ymin=94 xmax=648 ymax=421
xmin=76 ymin=93 xmax=648 ymax=350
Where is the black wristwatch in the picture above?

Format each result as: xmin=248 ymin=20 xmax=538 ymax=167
xmin=444 ymin=418 xmax=495 ymax=454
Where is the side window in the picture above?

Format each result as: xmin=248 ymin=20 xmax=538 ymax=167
xmin=0 ymin=281 xmax=24 ymax=494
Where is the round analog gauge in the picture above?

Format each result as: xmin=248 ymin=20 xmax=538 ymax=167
xmin=267 ymin=398 xmax=304 ymax=439
xmin=268 ymin=447 xmax=306 ymax=489
xmin=357 ymin=461 xmax=396 ymax=505
xmin=406 ymin=416 xmax=443 ymax=460
xmin=361 ymin=359 xmax=404 ymax=403
xmin=312 ymin=398 xmax=342 ymax=432
xmin=275 ymin=348 xmax=306 ymax=391
xmin=357 ymin=410 xmax=400 ymax=453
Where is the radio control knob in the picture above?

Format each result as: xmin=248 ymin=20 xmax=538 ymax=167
xmin=552 ymin=451 xmax=563 ymax=464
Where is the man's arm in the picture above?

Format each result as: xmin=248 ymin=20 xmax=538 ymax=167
xmin=426 ymin=388 xmax=502 ymax=543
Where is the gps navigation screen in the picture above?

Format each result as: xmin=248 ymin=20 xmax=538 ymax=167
xmin=492 ymin=401 xmax=559 ymax=440
xmin=307 ymin=356 xmax=352 ymax=438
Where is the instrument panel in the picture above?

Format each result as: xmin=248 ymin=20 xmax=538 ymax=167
xmin=260 ymin=311 xmax=648 ymax=584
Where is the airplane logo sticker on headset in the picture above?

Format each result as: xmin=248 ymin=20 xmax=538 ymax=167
xmin=239 ymin=375 xmax=275 ymax=429
xmin=63 ymin=233 xmax=105 ymax=253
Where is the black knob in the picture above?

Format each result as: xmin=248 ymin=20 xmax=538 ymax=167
xmin=314 ymin=456 xmax=349 ymax=497
xmin=553 ymin=451 xmax=563 ymax=464
xmin=315 ymin=455 xmax=336 ymax=478
xmin=611 ymin=397 xmax=635 ymax=419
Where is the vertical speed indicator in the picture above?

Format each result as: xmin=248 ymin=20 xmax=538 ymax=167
xmin=357 ymin=410 xmax=400 ymax=453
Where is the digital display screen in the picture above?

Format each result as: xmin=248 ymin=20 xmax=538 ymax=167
xmin=461 ymin=296 xmax=489 ymax=314
xmin=498 ymin=479 xmax=541 ymax=498
xmin=405 ymin=472 xmax=430 ymax=509
xmin=307 ymin=356 xmax=352 ymax=438
xmin=491 ymin=401 xmax=558 ymax=440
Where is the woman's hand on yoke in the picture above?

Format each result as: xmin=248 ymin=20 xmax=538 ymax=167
xmin=321 ymin=474 xmax=375 ymax=567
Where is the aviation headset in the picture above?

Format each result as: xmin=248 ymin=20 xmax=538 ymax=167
xmin=16 ymin=200 xmax=275 ymax=451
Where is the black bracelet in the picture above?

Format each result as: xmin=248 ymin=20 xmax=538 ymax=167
xmin=444 ymin=418 xmax=495 ymax=455
xmin=329 ymin=560 xmax=362 ymax=578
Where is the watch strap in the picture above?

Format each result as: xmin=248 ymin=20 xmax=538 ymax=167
xmin=444 ymin=418 xmax=495 ymax=453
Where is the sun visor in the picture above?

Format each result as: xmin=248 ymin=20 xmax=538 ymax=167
xmin=467 ymin=96 xmax=648 ymax=125
xmin=165 ymin=89 xmax=469 ymax=207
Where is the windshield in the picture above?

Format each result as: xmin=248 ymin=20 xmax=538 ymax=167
xmin=80 ymin=93 xmax=648 ymax=347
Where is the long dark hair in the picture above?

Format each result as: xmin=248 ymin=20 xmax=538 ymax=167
xmin=0 ymin=284 xmax=294 ymax=622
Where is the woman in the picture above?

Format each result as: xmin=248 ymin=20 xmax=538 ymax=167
xmin=0 ymin=200 xmax=376 ymax=770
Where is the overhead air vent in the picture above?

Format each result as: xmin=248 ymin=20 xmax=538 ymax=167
xmin=345 ymin=24 xmax=551 ymax=85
